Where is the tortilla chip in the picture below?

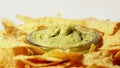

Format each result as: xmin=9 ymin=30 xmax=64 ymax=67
xmin=16 ymin=15 xmax=40 ymax=34
xmin=14 ymin=55 xmax=63 ymax=67
xmin=112 ymin=51 xmax=120 ymax=66
xmin=112 ymin=22 xmax=120 ymax=35
xmin=0 ymin=44 xmax=45 ymax=68
xmin=38 ymin=15 xmax=76 ymax=27
xmin=1 ymin=14 xmax=120 ymax=68
xmin=42 ymin=49 xmax=83 ymax=61
xmin=0 ymin=48 xmax=16 ymax=68
xmin=101 ymin=29 xmax=120 ymax=50
xmin=0 ymin=30 xmax=3 ymax=39
xmin=89 ymin=44 xmax=96 ymax=53
xmin=114 ymin=51 xmax=120 ymax=60
xmin=41 ymin=49 xmax=68 ymax=61
xmin=14 ymin=49 xmax=84 ymax=67
xmin=1 ymin=19 xmax=27 ymax=42
xmin=0 ymin=47 xmax=31 ymax=68
xmin=38 ymin=16 xmax=118 ymax=35
xmin=83 ymin=51 xmax=114 ymax=67
xmin=0 ymin=38 xmax=27 ymax=48
xmin=27 ymin=45 xmax=44 ymax=55
xmin=1 ymin=18 xmax=16 ymax=26
xmin=83 ymin=19 xmax=118 ymax=34
xmin=16 ymin=15 xmax=34 ymax=23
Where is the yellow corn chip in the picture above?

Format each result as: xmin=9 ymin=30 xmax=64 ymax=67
xmin=16 ymin=15 xmax=40 ymax=34
xmin=89 ymin=43 xmax=96 ymax=53
xmin=101 ymin=29 xmax=120 ymax=50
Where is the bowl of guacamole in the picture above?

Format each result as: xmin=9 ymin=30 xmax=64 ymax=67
xmin=27 ymin=23 xmax=99 ymax=52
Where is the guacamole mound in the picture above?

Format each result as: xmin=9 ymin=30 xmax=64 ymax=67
xmin=30 ymin=24 xmax=96 ymax=48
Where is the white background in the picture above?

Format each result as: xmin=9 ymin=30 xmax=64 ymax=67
xmin=0 ymin=0 xmax=120 ymax=29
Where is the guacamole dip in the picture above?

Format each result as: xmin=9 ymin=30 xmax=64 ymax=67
xmin=30 ymin=24 xmax=97 ymax=48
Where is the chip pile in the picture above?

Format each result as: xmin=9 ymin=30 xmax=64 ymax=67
xmin=0 ymin=14 xmax=120 ymax=68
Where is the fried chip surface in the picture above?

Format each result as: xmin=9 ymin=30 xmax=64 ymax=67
xmin=101 ymin=29 xmax=120 ymax=50
xmin=0 ymin=14 xmax=120 ymax=68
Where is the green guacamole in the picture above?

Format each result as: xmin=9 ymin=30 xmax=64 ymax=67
xmin=30 ymin=24 xmax=96 ymax=48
